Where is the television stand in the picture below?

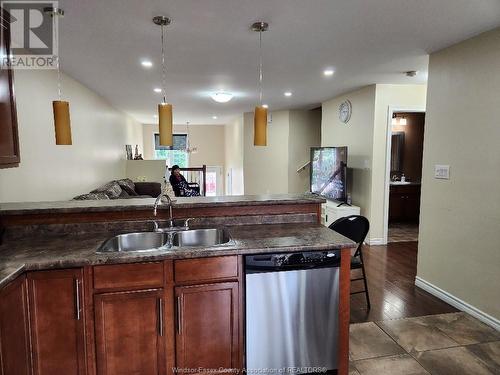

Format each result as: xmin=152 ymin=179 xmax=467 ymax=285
xmin=336 ymin=201 xmax=351 ymax=207
xmin=321 ymin=200 xmax=361 ymax=227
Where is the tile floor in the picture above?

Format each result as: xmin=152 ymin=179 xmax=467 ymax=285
xmin=387 ymin=223 xmax=419 ymax=243
xmin=349 ymin=312 xmax=500 ymax=374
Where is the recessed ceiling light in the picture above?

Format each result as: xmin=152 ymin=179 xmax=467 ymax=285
xmin=284 ymin=92 xmax=292 ymax=97
xmin=210 ymin=91 xmax=234 ymax=103
xmin=212 ymin=116 xmax=218 ymax=120
xmin=153 ymin=88 xmax=162 ymax=93
xmin=262 ymin=104 xmax=269 ymax=109
xmin=141 ymin=60 xmax=153 ymax=68
xmin=323 ymin=69 xmax=335 ymax=76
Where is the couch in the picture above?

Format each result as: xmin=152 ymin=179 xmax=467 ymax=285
xmin=73 ymin=179 xmax=162 ymax=200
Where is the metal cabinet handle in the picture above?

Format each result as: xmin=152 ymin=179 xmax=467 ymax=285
xmin=74 ymin=279 xmax=81 ymax=321
xmin=176 ymin=296 xmax=182 ymax=334
xmin=157 ymin=298 xmax=164 ymax=336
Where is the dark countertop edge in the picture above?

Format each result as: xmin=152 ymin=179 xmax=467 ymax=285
xmin=0 ymin=195 xmax=326 ymax=216
xmin=0 ymin=241 xmax=353 ymax=289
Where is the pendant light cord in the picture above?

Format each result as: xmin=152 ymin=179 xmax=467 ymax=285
xmin=52 ymin=14 xmax=61 ymax=100
xmin=161 ymin=24 xmax=167 ymax=104
xmin=259 ymin=28 xmax=263 ymax=106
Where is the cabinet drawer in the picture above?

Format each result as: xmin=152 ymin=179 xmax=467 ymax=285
xmin=174 ymin=256 xmax=239 ymax=283
xmin=93 ymin=262 xmax=164 ymax=291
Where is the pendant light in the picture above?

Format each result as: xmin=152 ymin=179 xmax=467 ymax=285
xmin=44 ymin=7 xmax=72 ymax=145
xmin=252 ymin=21 xmax=269 ymax=146
xmin=185 ymin=121 xmax=198 ymax=154
xmin=153 ymin=16 xmax=173 ymax=146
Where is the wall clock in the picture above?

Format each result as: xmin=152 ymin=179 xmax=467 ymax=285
xmin=339 ymin=100 xmax=352 ymax=124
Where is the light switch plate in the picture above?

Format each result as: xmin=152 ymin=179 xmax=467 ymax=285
xmin=434 ymin=165 xmax=450 ymax=179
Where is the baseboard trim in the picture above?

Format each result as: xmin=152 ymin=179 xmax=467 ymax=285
xmin=415 ymin=276 xmax=500 ymax=331
xmin=367 ymin=237 xmax=385 ymax=246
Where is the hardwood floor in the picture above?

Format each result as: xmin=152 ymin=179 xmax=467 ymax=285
xmin=350 ymin=241 xmax=457 ymax=324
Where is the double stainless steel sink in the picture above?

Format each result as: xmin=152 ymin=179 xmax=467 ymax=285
xmin=97 ymin=228 xmax=232 ymax=253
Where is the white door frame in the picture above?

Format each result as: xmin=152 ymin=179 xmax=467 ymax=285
xmin=383 ymin=106 xmax=426 ymax=244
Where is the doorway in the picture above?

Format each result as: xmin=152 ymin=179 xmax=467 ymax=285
xmin=206 ymin=166 xmax=224 ymax=196
xmin=383 ymin=109 xmax=425 ymax=243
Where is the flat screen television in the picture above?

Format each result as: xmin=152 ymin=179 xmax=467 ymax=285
xmin=310 ymin=147 xmax=348 ymax=202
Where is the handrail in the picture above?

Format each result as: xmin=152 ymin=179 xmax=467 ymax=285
xmin=296 ymin=161 xmax=310 ymax=173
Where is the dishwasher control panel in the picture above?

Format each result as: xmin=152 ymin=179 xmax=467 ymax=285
xmin=245 ymin=250 xmax=341 ymax=272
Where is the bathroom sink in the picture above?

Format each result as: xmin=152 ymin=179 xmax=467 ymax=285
xmin=172 ymin=228 xmax=232 ymax=247
xmin=390 ymin=181 xmax=412 ymax=185
xmin=97 ymin=232 xmax=169 ymax=253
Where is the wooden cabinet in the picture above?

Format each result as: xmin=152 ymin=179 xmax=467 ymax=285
xmin=27 ymin=269 xmax=86 ymax=375
xmin=0 ymin=275 xmax=31 ymax=375
xmin=94 ymin=289 xmax=166 ymax=375
xmin=0 ymin=10 xmax=20 ymax=169
xmin=175 ymin=282 xmax=239 ymax=372
xmin=389 ymin=184 xmax=421 ymax=223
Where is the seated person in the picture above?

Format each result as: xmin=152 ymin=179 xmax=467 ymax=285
xmin=168 ymin=165 xmax=201 ymax=197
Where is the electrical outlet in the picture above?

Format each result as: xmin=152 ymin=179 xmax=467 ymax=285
xmin=434 ymin=165 xmax=450 ymax=179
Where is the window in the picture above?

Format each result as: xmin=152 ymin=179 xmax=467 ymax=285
xmin=154 ymin=133 xmax=188 ymax=167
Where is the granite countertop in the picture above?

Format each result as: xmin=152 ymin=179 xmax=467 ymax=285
xmin=0 ymin=194 xmax=325 ymax=216
xmin=389 ymin=181 xmax=421 ymax=186
xmin=0 ymin=223 xmax=354 ymax=288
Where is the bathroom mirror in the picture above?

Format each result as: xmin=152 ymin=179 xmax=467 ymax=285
xmin=391 ymin=132 xmax=405 ymax=174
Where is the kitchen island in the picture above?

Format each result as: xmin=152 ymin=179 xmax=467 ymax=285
xmin=0 ymin=194 xmax=355 ymax=375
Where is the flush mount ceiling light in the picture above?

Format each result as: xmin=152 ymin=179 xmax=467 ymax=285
xmin=212 ymin=116 xmax=218 ymax=120
xmin=323 ymin=69 xmax=335 ymax=76
xmin=211 ymin=91 xmax=234 ymax=103
xmin=284 ymin=91 xmax=292 ymax=97
xmin=153 ymin=87 xmax=162 ymax=93
xmin=153 ymin=15 xmax=173 ymax=146
xmin=141 ymin=60 xmax=153 ymax=68
xmin=252 ymin=21 xmax=269 ymax=146
xmin=44 ymin=6 xmax=72 ymax=145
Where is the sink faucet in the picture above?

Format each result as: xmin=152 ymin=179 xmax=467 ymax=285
xmin=153 ymin=193 xmax=174 ymax=228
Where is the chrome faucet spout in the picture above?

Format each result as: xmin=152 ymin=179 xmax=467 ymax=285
xmin=153 ymin=193 xmax=174 ymax=227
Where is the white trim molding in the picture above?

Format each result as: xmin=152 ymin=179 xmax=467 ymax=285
xmin=415 ymin=276 xmax=500 ymax=331
xmin=367 ymin=237 xmax=386 ymax=246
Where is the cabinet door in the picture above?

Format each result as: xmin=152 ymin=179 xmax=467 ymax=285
xmin=27 ymin=269 xmax=86 ymax=375
xmin=94 ymin=289 xmax=166 ymax=375
xmin=0 ymin=10 xmax=20 ymax=168
xmin=0 ymin=275 xmax=31 ymax=375
xmin=388 ymin=193 xmax=404 ymax=222
xmin=175 ymin=282 xmax=239 ymax=372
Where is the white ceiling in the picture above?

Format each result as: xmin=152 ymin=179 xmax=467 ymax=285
xmin=59 ymin=0 xmax=500 ymax=125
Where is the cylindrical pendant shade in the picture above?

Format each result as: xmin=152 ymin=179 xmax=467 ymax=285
xmin=254 ymin=106 xmax=267 ymax=146
xmin=158 ymin=103 xmax=173 ymax=146
xmin=52 ymin=100 xmax=72 ymax=145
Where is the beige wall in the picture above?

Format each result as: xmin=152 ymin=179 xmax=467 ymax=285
xmin=417 ymin=28 xmax=500 ymax=321
xmin=322 ymin=85 xmax=376 ymax=224
xmin=0 ymin=70 xmax=143 ymax=203
xmin=372 ymin=84 xmax=427 ymax=241
xmin=288 ymin=109 xmax=321 ymax=193
xmin=243 ymin=111 xmax=290 ymax=195
xmin=224 ymin=115 xmax=244 ymax=195
xmin=142 ymin=123 xmax=225 ymax=168
xmin=321 ymin=84 xmax=426 ymax=241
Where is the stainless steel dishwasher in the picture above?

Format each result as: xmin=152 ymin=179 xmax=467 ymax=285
xmin=245 ymin=250 xmax=340 ymax=373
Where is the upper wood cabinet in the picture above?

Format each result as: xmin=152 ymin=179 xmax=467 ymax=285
xmin=27 ymin=269 xmax=86 ymax=375
xmin=175 ymin=282 xmax=240 ymax=373
xmin=94 ymin=289 xmax=167 ymax=375
xmin=0 ymin=10 xmax=20 ymax=169
xmin=0 ymin=275 xmax=31 ymax=375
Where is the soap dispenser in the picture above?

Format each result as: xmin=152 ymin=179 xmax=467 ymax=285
xmin=401 ymin=173 xmax=406 ymax=182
